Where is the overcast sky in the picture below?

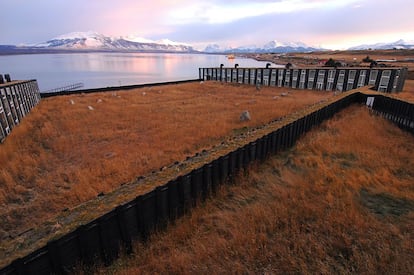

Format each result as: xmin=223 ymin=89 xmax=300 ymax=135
xmin=1 ymin=0 xmax=413 ymax=50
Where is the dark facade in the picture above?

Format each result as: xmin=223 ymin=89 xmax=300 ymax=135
xmin=199 ymin=67 xmax=408 ymax=93
xmin=0 ymin=80 xmax=41 ymax=142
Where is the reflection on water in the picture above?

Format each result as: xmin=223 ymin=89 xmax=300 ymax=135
xmin=0 ymin=53 xmax=278 ymax=91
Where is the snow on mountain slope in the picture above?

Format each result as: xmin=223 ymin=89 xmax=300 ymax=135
xmin=53 ymin=31 xmax=104 ymax=40
xmin=263 ymin=40 xmax=308 ymax=49
xmin=33 ymin=32 xmax=195 ymax=52
xmin=204 ymin=40 xmax=322 ymax=53
xmin=348 ymin=39 xmax=414 ymax=50
xmin=122 ymin=35 xmax=155 ymax=44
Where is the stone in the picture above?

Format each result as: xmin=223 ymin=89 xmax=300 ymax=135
xmin=240 ymin=110 xmax=251 ymax=121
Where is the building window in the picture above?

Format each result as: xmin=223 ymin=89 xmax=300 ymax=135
xmin=291 ymin=69 xmax=298 ymax=88
xmin=357 ymin=70 xmax=367 ymax=87
xmin=378 ymin=70 xmax=391 ymax=92
xmin=232 ymin=69 xmax=237 ymax=82
xmin=250 ymin=69 xmax=256 ymax=85
xmin=336 ymin=70 xmax=345 ymax=91
xmin=307 ymin=70 xmax=315 ymax=89
xmin=316 ymin=70 xmax=325 ymax=90
xmin=284 ymin=70 xmax=291 ymax=87
xmin=368 ymin=70 xmax=378 ymax=85
xmin=226 ymin=69 xmax=231 ymax=82
xmin=392 ymin=70 xmax=400 ymax=91
xmin=256 ymin=70 xmax=262 ymax=84
xmin=299 ymin=70 xmax=306 ymax=89
xmin=244 ymin=69 xmax=250 ymax=83
xmin=278 ymin=70 xmax=284 ymax=87
xmin=263 ymin=69 xmax=270 ymax=85
xmin=346 ymin=70 xmax=356 ymax=90
xmin=0 ymin=89 xmax=10 ymax=137
xmin=326 ymin=70 xmax=335 ymax=91
xmin=270 ymin=70 xmax=276 ymax=86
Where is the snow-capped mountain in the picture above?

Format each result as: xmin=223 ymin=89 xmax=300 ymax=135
xmin=263 ymin=40 xmax=308 ymax=49
xmin=27 ymin=31 xmax=196 ymax=52
xmin=36 ymin=32 xmax=112 ymax=48
xmin=348 ymin=39 xmax=414 ymax=50
xmin=120 ymin=35 xmax=155 ymax=44
xmin=204 ymin=40 xmax=322 ymax=53
xmin=204 ymin=44 xmax=234 ymax=53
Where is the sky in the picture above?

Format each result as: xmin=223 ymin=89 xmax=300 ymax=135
xmin=1 ymin=0 xmax=413 ymax=50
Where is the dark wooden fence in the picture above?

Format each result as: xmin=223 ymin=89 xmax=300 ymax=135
xmin=1 ymin=90 xmax=413 ymax=274
xmin=365 ymin=94 xmax=414 ymax=134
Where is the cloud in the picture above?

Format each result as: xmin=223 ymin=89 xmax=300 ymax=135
xmin=167 ymin=0 xmax=361 ymax=24
xmin=0 ymin=0 xmax=413 ymax=49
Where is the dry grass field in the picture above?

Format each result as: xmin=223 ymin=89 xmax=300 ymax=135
xmin=2 ymin=70 xmax=413 ymax=272
xmin=396 ymin=79 xmax=414 ymax=102
xmin=91 ymin=105 xmax=414 ymax=274
xmin=0 ymin=81 xmax=333 ymax=242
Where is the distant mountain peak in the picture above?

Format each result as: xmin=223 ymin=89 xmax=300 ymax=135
xmin=122 ymin=35 xmax=155 ymax=44
xmin=53 ymin=31 xmax=104 ymax=40
xmin=263 ymin=40 xmax=308 ymax=49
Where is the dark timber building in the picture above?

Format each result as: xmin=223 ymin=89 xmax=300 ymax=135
xmin=0 ymin=77 xmax=41 ymax=142
xmin=199 ymin=67 xmax=408 ymax=93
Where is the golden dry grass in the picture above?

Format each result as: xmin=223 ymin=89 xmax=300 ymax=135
xmin=395 ymin=79 xmax=414 ymax=102
xmin=92 ymin=105 xmax=414 ymax=274
xmin=0 ymin=81 xmax=332 ymax=240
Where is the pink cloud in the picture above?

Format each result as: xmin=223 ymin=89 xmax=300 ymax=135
xmin=95 ymin=0 xmax=189 ymax=37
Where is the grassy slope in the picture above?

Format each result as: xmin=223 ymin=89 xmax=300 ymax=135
xmin=0 ymin=82 xmax=332 ymax=240
xmin=396 ymin=79 xmax=414 ymax=102
xmin=95 ymin=105 xmax=414 ymax=274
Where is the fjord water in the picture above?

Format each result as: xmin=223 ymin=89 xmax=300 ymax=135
xmin=0 ymin=53 xmax=274 ymax=92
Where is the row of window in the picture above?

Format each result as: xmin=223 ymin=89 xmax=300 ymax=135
xmin=0 ymin=81 xmax=41 ymax=142
xmin=201 ymin=68 xmax=401 ymax=93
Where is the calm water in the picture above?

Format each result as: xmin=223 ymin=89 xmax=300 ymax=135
xmin=0 ymin=53 xmax=275 ymax=92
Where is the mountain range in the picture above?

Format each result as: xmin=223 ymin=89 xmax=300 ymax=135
xmin=0 ymin=32 xmax=413 ymax=54
xmin=203 ymin=40 xmax=323 ymax=53
xmin=0 ymin=31 xmax=196 ymax=54
xmin=348 ymin=39 xmax=414 ymax=50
